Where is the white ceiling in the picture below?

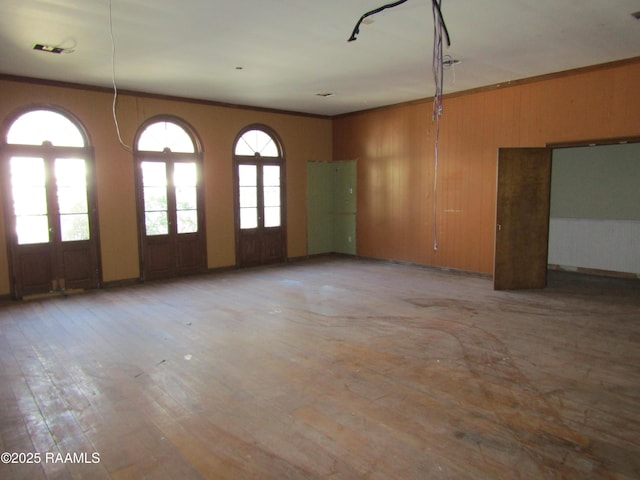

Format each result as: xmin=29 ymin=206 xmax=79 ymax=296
xmin=1 ymin=0 xmax=639 ymax=116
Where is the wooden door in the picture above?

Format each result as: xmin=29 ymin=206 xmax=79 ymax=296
xmin=494 ymin=147 xmax=552 ymax=290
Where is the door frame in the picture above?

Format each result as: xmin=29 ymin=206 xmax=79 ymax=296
xmin=494 ymin=136 xmax=640 ymax=290
xmin=1 ymin=106 xmax=102 ymax=299
xmin=133 ymin=116 xmax=207 ymax=281
xmin=233 ymin=124 xmax=287 ymax=268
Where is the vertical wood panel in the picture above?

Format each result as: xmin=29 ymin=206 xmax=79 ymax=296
xmin=333 ymin=60 xmax=640 ymax=274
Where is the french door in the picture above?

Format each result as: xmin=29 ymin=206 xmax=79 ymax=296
xmin=136 ymin=157 xmax=206 ymax=280
xmin=4 ymin=149 xmax=101 ymax=298
xmin=135 ymin=117 xmax=206 ymax=281
xmin=234 ymin=126 xmax=286 ymax=267
xmin=235 ymin=160 xmax=286 ymax=266
xmin=2 ymin=108 xmax=101 ymax=299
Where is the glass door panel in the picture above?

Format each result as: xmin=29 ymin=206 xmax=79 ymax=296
xmin=55 ymin=158 xmax=90 ymax=241
xmin=238 ymin=164 xmax=258 ymax=229
xmin=262 ymin=165 xmax=281 ymax=228
xmin=174 ymin=162 xmax=198 ymax=234
xmin=10 ymin=157 xmax=50 ymax=245
xmin=141 ymin=162 xmax=169 ymax=235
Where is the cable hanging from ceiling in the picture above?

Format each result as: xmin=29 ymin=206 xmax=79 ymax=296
xmin=348 ymin=0 xmax=451 ymax=252
xmin=108 ymin=0 xmax=133 ymax=152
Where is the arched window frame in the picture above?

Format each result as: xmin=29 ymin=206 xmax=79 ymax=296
xmin=135 ymin=115 xmax=203 ymax=156
xmin=233 ymin=124 xmax=284 ymax=159
xmin=132 ymin=115 xmax=207 ymax=280
xmin=3 ymin=105 xmax=92 ymax=149
xmin=0 ymin=105 xmax=101 ymax=298
xmin=232 ymin=124 xmax=287 ymax=266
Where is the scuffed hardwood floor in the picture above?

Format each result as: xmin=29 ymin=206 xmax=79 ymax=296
xmin=1 ymin=257 xmax=639 ymax=479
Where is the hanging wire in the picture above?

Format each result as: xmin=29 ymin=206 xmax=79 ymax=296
xmin=348 ymin=0 xmax=409 ymax=42
xmin=348 ymin=0 xmax=451 ymax=252
xmin=431 ymin=0 xmax=448 ymax=251
xmin=108 ymin=0 xmax=133 ymax=151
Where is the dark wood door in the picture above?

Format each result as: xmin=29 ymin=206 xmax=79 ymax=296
xmin=494 ymin=147 xmax=552 ymax=290
xmin=137 ymin=159 xmax=206 ymax=281
xmin=235 ymin=161 xmax=286 ymax=267
xmin=4 ymin=153 xmax=101 ymax=298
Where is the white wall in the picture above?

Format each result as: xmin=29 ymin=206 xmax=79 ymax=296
xmin=549 ymin=143 xmax=640 ymax=276
xmin=548 ymin=218 xmax=640 ymax=275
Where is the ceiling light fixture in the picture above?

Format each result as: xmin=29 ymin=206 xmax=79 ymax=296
xmin=33 ymin=43 xmax=74 ymax=54
xmin=315 ymin=92 xmax=335 ymax=97
xmin=631 ymin=11 xmax=640 ymax=20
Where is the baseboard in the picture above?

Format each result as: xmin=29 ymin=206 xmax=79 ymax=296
xmin=548 ymin=264 xmax=640 ymax=280
xmin=356 ymin=255 xmax=492 ymax=279
xmin=102 ymin=277 xmax=142 ymax=289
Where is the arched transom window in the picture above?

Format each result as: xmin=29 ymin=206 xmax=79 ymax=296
xmin=234 ymin=129 xmax=279 ymax=157
xmin=137 ymin=120 xmax=196 ymax=153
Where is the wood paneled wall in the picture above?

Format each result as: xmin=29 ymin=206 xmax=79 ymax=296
xmin=0 ymin=79 xmax=332 ymax=296
xmin=333 ymin=59 xmax=640 ymax=275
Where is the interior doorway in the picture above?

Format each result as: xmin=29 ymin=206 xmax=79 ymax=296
xmin=548 ymin=141 xmax=640 ymax=278
xmin=494 ymin=138 xmax=640 ymax=290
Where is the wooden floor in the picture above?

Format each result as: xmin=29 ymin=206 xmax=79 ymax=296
xmin=1 ymin=257 xmax=639 ymax=480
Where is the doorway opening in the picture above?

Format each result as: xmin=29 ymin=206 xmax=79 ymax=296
xmin=549 ymin=141 xmax=640 ymax=279
xmin=494 ymin=137 xmax=640 ymax=290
